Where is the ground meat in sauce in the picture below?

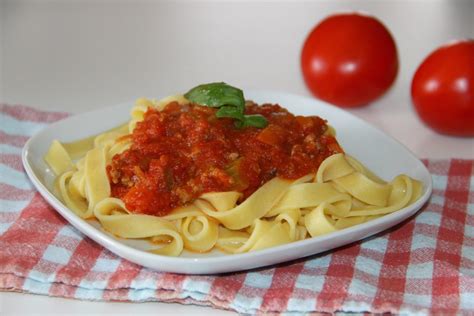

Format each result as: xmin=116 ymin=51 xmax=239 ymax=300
xmin=107 ymin=101 xmax=343 ymax=216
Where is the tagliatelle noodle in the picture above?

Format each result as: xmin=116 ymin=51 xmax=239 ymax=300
xmin=94 ymin=198 xmax=183 ymax=256
xmin=45 ymin=140 xmax=74 ymax=175
xmin=44 ymin=96 xmax=423 ymax=257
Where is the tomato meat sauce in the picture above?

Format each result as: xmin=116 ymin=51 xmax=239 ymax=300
xmin=107 ymin=101 xmax=343 ymax=216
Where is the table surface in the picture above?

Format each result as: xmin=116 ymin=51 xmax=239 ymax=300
xmin=1 ymin=0 xmax=473 ymax=315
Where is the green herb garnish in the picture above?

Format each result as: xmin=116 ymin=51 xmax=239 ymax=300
xmin=184 ymin=82 xmax=268 ymax=129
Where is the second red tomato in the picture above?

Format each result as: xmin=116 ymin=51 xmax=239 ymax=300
xmin=411 ymin=40 xmax=474 ymax=137
xmin=301 ymin=13 xmax=399 ymax=108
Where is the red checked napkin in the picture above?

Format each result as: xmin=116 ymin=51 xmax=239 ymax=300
xmin=1 ymin=104 xmax=473 ymax=314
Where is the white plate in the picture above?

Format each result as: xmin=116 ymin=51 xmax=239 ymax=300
xmin=22 ymin=90 xmax=432 ymax=274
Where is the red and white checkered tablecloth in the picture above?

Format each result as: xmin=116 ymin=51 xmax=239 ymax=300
xmin=1 ymin=104 xmax=473 ymax=314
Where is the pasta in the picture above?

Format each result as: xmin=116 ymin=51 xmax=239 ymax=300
xmin=44 ymin=94 xmax=422 ymax=257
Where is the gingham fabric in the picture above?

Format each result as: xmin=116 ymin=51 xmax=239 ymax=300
xmin=1 ymin=104 xmax=473 ymax=315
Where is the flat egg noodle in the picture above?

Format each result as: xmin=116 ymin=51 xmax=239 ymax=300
xmin=94 ymin=198 xmax=183 ymax=256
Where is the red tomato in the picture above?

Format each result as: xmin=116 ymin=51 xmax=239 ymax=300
xmin=301 ymin=13 xmax=398 ymax=108
xmin=411 ymin=40 xmax=474 ymax=136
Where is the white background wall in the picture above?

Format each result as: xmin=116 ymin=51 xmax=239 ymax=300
xmin=2 ymin=0 xmax=473 ymax=112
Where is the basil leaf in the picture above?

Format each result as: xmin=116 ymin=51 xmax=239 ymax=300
xmin=241 ymin=114 xmax=269 ymax=128
xmin=184 ymin=82 xmax=268 ymax=129
xmin=216 ymin=105 xmax=244 ymax=120
xmin=184 ymin=82 xmax=245 ymax=108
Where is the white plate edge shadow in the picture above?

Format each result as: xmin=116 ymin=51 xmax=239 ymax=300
xmin=21 ymin=90 xmax=433 ymax=274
